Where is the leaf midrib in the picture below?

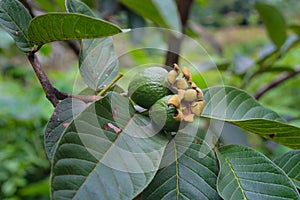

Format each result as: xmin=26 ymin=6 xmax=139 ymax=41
xmin=222 ymin=156 xmax=247 ymax=200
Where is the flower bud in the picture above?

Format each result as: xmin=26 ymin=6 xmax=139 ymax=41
xmin=183 ymin=89 xmax=197 ymax=102
xmin=176 ymin=78 xmax=189 ymax=90
xmin=182 ymin=66 xmax=191 ymax=81
xmin=167 ymin=95 xmax=181 ymax=108
xmin=167 ymin=70 xmax=178 ymax=84
xmin=173 ymin=63 xmax=180 ymax=74
xmin=196 ymin=88 xmax=203 ymax=100
xmin=191 ymin=100 xmax=205 ymax=116
xmin=191 ymin=82 xmax=197 ymax=89
xmin=177 ymin=89 xmax=185 ymax=100
xmin=191 ymin=101 xmax=205 ymax=115
xmin=173 ymin=108 xmax=183 ymax=121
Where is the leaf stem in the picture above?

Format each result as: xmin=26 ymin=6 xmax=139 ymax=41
xmin=98 ymin=73 xmax=123 ymax=96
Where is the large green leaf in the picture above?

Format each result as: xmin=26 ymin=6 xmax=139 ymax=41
xmin=51 ymin=92 xmax=169 ymax=199
xmin=142 ymin=134 xmax=221 ymax=200
xmin=216 ymin=145 xmax=300 ymax=200
xmin=28 ymin=13 xmax=122 ymax=46
xmin=255 ymin=2 xmax=286 ymax=48
xmin=274 ymin=150 xmax=300 ymax=188
xmin=0 ymin=0 xmax=32 ymax=51
xmin=119 ymin=0 xmax=181 ymax=32
xmin=202 ymin=86 xmax=300 ymax=149
xmin=66 ymin=0 xmax=119 ymax=91
xmin=44 ymin=98 xmax=87 ymax=160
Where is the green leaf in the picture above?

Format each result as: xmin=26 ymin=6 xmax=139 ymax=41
xmin=255 ymin=2 xmax=286 ymax=49
xmin=274 ymin=150 xmax=300 ymax=188
xmin=142 ymin=134 xmax=221 ymax=200
xmin=119 ymin=0 xmax=181 ymax=32
xmin=290 ymin=25 xmax=300 ymax=34
xmin=51 ymin=92 xmax=169 ymax=199
xmin=66 ymin=0 xmax=119 ymax=91
xmin=0 ymin=0 xmax=32 ymax=51
xmin=34 ymin=0 xmax=56 ymax=12
xmin=216 ymin=145 xmax=300 ymax=200
xmin=202 ymin=86 xmax=300 ymax=149
xmin=28 ymin=13 xmax=122 ymax=46
xmin=44 ymin=98 xmax=87 ymax=161
xmin=66 ymin=0 xmax=94 ymax=17
xmin=79 ymin=38 xmax=119 ymax=91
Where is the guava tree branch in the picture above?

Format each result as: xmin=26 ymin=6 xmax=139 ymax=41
xmin=254 ymin=67 xmax=300 ymax=100
xmin=26 ymin=52 xmax=100 ymax=107
xmin=165 ymin=0 xmax=194 ymax=67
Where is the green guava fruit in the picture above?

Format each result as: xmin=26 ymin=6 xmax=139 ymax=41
xmin=149 ymin=95 xmax=184 ymax=132
xmin=128 ymin=67 xmax=172 ymax=109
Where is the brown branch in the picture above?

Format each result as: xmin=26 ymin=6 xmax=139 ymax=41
xmin=26 ymin=52 xmax=100 ymax=107
xmin=165 ymin=0 xmax=194 ymax=67
xmin=254 ymin=67 xmax=300 ymax=100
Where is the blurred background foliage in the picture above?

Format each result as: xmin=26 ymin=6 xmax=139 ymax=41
xmin=0 ymin=0 xmax=300 ymax=199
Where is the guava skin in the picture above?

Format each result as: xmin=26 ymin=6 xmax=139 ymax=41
xmin=149 ymin=95 xmax=183 ymax=132
xmin=128 ymin=67 xmax=172 ymax=109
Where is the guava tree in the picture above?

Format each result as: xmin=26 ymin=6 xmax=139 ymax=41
xmin=0 ymin=0 xmax=299 ymax=199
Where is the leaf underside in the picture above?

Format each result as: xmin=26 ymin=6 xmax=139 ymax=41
xmin=142 ymin=135 xmax=221 ymax=200
xmin=66 ymin=0 xmax=119 ymax=91
xmin=51 ymin=92 xmax=169 ymax=199
xmin=274 ymin=150 xmax=300 ymax=188
xmin=217 ymin=145 xmax=300 ymax=200
xmin=202 ymin=86 xmax=300 ymax=149
xmin=0 ymin=0 xmax=32 ymax=51
xmin=44 ymin=98 xmax=87 ymax=160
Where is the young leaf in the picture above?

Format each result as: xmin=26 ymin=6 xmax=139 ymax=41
xmin=202 ymin=86 xmax=300 ymax=149
xmin=216 ymin=145 xmax=300 ymax=200
xmin=66 ymin=0 xmax=119 ymax=91
xmin=274 ymin=150 xmax=300 ymax=188
xmin=142 ymin=135 xmax=221 ymax=200
xmin=28 ymin=13 xmax=122 ymax=46
xmin=255 ymin=2 xmax=286 ymax=49
xmin=44 ymin=98 xmax=87 ymax=160
xmin=0 ymin=0 xmax=32 ymax=51
xmin=51 ymin=92 xmax=169 ymax=199
xmin=119 ymin=0 xmax=181 ymax=32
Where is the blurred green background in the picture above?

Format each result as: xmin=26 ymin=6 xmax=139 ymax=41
xmin=1 ymin=0 xmax=300 ymax=199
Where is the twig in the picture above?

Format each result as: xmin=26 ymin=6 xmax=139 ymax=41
xmin=26 ymin=52 xmax=101 ymax=107
xmin=165 ymin=0 xmax=194 ymax=67
xmin=254 ymin=67 xmax=300 ymax=100
xmin=27 ymin=52 xmax=60 ymax=106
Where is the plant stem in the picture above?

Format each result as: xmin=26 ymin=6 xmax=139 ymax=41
xmin=254 ymin=67 xmax=300 ymax=100
xmin=26 ymin=52 xmax=101 ymax=107
xmin=27 ymin=52 xmax=60 ymax=106
xmin=165 ymin=0 xmax=194 ymax=67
